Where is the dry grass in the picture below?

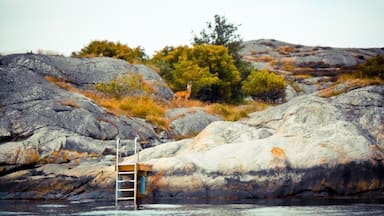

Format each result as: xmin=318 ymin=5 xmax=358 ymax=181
xmin=206 ymin=101 xmax=269 ymax=121
xmin=59 ymin=98 xmax=80 ymax=108
xmin=293 ymin=74 xmax=313 ymax=80
xmin=318 ymin=73 xmax=384 ymax=98
xmin=293 ymin=67 xmax=314 ymax=73
xmin=46 ymin=75 xmax=270 ymax=132
xmin=281 ymin=57 xmax=296 ymax=65
xmin=277 ymin=46 xmax=296 ymax=55
xmin=45 ymin=76 xmax=76 ymax=91
xmin=170 ymin=99 xmax=206 ymax=108
xmin=46 ymin=75 xmax=169 ymax=130
xmin=259 ymin=55 xmax=275 ymax=62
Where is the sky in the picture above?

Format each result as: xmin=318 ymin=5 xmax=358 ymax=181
xmin=1 ymin=0 xmax=383 ymax=56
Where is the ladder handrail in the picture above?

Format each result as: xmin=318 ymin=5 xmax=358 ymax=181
xmin=115 ymin=137 xmax=120 ymax=208
xmin=133 ymin=136 xmax=138 ymax=210
xmin=115 ymin=136 xmax=139 ymax=210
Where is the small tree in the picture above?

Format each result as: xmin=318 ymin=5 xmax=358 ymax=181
xmin=193 ymin=15 xmax=242 ymax=57
xmin=242 ymin=70 xmax=286 ymax=102
xmin=150 ymin=44 xmax=241 ymax=103
xmin=193 ymin=15 xmax=255 ymax=102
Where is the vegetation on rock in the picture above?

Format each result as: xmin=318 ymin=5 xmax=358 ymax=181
xmin=71 ymin=40 xmax=147 ymax=63
xmin=318 ymin=55 xmax=384 ymax=98
xmin=359 ymin=55 xmax=384 ymax=79
xmin=95 ymin=72 xmax=153 ymax=99
xmin=242 ymin=70 xmax=286 ymax=102
xmin=151 ymin=44 xmax=241 ymax=103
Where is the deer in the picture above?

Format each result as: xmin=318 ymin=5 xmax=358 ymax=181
xmin=173 ymin=81 xmax=192 ymax=101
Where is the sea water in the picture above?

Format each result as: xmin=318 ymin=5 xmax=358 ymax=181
xmin=1 ymin=199 xmax=383 ymax=215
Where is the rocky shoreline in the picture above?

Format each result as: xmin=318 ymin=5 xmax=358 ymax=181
xmin=1 ymin=49 xmax=383 ymax=201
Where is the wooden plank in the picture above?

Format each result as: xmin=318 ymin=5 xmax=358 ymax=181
xmin=118 ymin=163 xmax=153 ymax=172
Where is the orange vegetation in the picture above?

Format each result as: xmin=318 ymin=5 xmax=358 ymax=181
xmin=277 ymin=46 xmax=296 ymax=54
xmin=318 ymin=74 xmax=384 ymax=98
xmin=45 ymin=75 xmax=269 ymax=132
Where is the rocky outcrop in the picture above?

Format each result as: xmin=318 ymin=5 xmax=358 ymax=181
xmin=130 ymin=86 xmax=384 ymax=200
xmin=241 ymin=39 xmax=384 ymax=100
xmin=0 ymin=53 xmax=383 ymax=201
xmin=0 ymin=54 xmax=173 ymax=100
xmin=0 ymin=54 xmax=170 ymax=152
xmin=241 ymin=39 xmax=384 ymax=72
xmin=167 ymin=107 xmax=221 ymax=138
xmin=0 ymin=54 xmax=174 ymax=199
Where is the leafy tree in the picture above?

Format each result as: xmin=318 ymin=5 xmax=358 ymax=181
xmin=72 ymin=40 xmax=147 ymax=63
xmin=191 ymin=44 xmax=241 ymax=102
xmin=150 ymin=44 xmax=241 ymax=103
xmin=359 ymin=55 xmax=384 ymax=79
xmin=242 ymin=70 xmax=286 ymax=102
xmin=193 ymin=14 xmax=255 ymax=101
xmin=193 ymin=15 xmax=242 ymax=57
xmin=150 ymin=46 xmax=190 ymax=83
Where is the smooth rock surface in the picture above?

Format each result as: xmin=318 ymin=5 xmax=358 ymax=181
xmin=167 ymin=107 xmax=221 ymax=138
xmin=130 ymin=86 xmax=384 ymax=199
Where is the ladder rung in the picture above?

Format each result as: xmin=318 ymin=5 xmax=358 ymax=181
xmin=118 ymin=163 xmax=136 ymax=166
xmin=117 ymin=197 xmax=135 ymax=200
xmin=118 ymin=179 xmax=135 ymax=183
xmin=118 ymin=171 xmax=135 ymax=175
xmin=118 ymin=188 xmax=135 ymax=192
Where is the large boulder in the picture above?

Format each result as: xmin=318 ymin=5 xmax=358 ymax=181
xmin=166 ymin=107 xmax=221 ymax=138
xmin=0 ymin=54 xmax=166 ymax=178
xmin=0 ymin=54 xmax=174 ymax=100
xmin=129 ymin=86 xmax=384 ymax=200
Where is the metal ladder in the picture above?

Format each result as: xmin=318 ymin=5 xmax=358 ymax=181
xmin=115 ymin=136 xmax=139 ymax=209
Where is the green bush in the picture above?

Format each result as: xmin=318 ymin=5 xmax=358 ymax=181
xmin=95 ymin=72 xmax=150 ymax=98
xmin=150 ymin=44 xmax=241 ymax=103
xmin=359 ymin=55 xmax=384 ymax=79
xmin=242 ymin=70 xmax=286 ymax=102
xmin=72 ymin=40 xmax=147 ymax=63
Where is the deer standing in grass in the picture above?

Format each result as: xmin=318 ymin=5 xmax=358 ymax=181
xmin=173 ymin=81 xmax=192 ymax=101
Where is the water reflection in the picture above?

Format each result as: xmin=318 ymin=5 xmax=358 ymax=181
xmin=1 ymin=199 xmax=384 ymax=216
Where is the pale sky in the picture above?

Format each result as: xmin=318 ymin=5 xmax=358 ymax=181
xmin=1 ymin=0 xmax=383 ymax=56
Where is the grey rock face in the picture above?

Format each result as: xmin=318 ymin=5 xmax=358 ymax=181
xmin=241 ymin=39 xmax=384 ymax=69
xmin=0 ymin=54 xmax=163 ymax=165
xmin=131 ymin=86 xmax=384 ymax=200
xmin=0 ymin=54 xmax=174 ymax=100
xmin=0 ymin=54 xmax=169 ymax=199
xmin=166 ymin=107 xmax=221 ymax=138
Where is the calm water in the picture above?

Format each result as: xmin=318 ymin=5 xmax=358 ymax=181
xmin=1 ymin=199 xmax=384 ymax=215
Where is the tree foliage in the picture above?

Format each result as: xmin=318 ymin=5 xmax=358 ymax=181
xmin=193 ymin=14 xmax=254 ymax=94
xmin=150 ymin=44 xmax=241 ymax=103
xmin=359 ymin=55 xmax=384 ymax=79
xmin=193 ymin=14 xmax=242 ymax=57
xmin=242 ymin=70 xmax=286 ymax=102
xmin=72 ymin=40 xmax=147 ymax=63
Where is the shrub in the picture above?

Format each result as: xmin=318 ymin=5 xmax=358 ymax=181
xmin=206 ymin=100 xmax=268 ymax=121
xmin=150 ymin=44 xmax=241 ymax=103
xmin=207 ymin=103 xmax=248 ymax=121
xmin=95 ymin=72 xmax=153 ymax=98
xmin=72 ymin=40 xmax=147 ymax=63
xmin=242 ymin=70 xmax=286 ymax=102
xmin=359 ymin=55 xmax=384 ymax=79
